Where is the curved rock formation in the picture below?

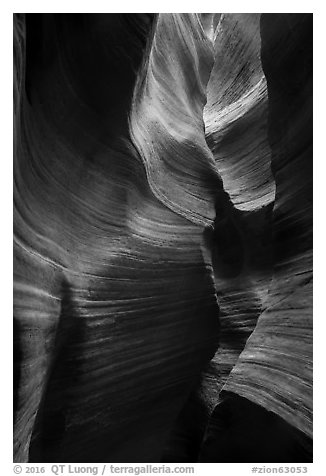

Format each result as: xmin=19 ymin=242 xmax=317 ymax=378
xmin=222 ymin=11 xmax=312 ymax=436
xmin=13 ymin=13 xmax=313 ymax=463
xmin=199 ymin=13 xmax=313 ymax=462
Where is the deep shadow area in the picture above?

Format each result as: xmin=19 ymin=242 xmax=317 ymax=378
xmin=29 ymin=278 xmax=82 ymax=462
xmin=199 ymin=394 xmax=312 ymax=462
xmin=24 ymin=14 xmax=155 ymax=146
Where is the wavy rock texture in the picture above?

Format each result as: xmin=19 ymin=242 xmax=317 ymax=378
xmin=14 ymin=13 xmax=222 ymax=463
xmin=199 ymin=12 xmax=275 ymax=408
xmin=199 ymin=13 xmax=313 ymax=462
xmin=13 ymin=13 xmax=312 ymax=463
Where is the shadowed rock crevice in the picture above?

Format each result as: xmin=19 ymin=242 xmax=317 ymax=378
xmin=199 ymin=395 xmax=312 ymax=462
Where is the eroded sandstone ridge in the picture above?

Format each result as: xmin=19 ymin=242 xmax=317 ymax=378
xmin=13 ymin=13 xmax=312 ymax=462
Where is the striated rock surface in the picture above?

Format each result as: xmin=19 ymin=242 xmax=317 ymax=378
xmin=222 ymin=12 xmax=312 ymax=435
xmin=14 ymin=13 xmax=222 ymax=463
xmin=200 ymin=12 xmax=275 ymax=408
xmin=199 ymin=13 xmax=313 ymax=462
xmin=13 ymin=12 xmax=312 ymax=463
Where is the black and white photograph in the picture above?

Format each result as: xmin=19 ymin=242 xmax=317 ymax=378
xmin=11 ymin=4 xmax=315 ymax=470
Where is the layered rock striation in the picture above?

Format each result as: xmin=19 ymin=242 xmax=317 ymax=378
xmin=13 ymin=13 xmax=313 ymax=462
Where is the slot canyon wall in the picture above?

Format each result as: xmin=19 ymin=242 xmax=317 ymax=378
xmin=13 ymin=13 xmax=313 ymax=463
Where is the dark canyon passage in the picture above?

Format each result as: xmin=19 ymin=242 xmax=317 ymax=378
xmin=13 ymin=13 xmax=312 ymax=463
